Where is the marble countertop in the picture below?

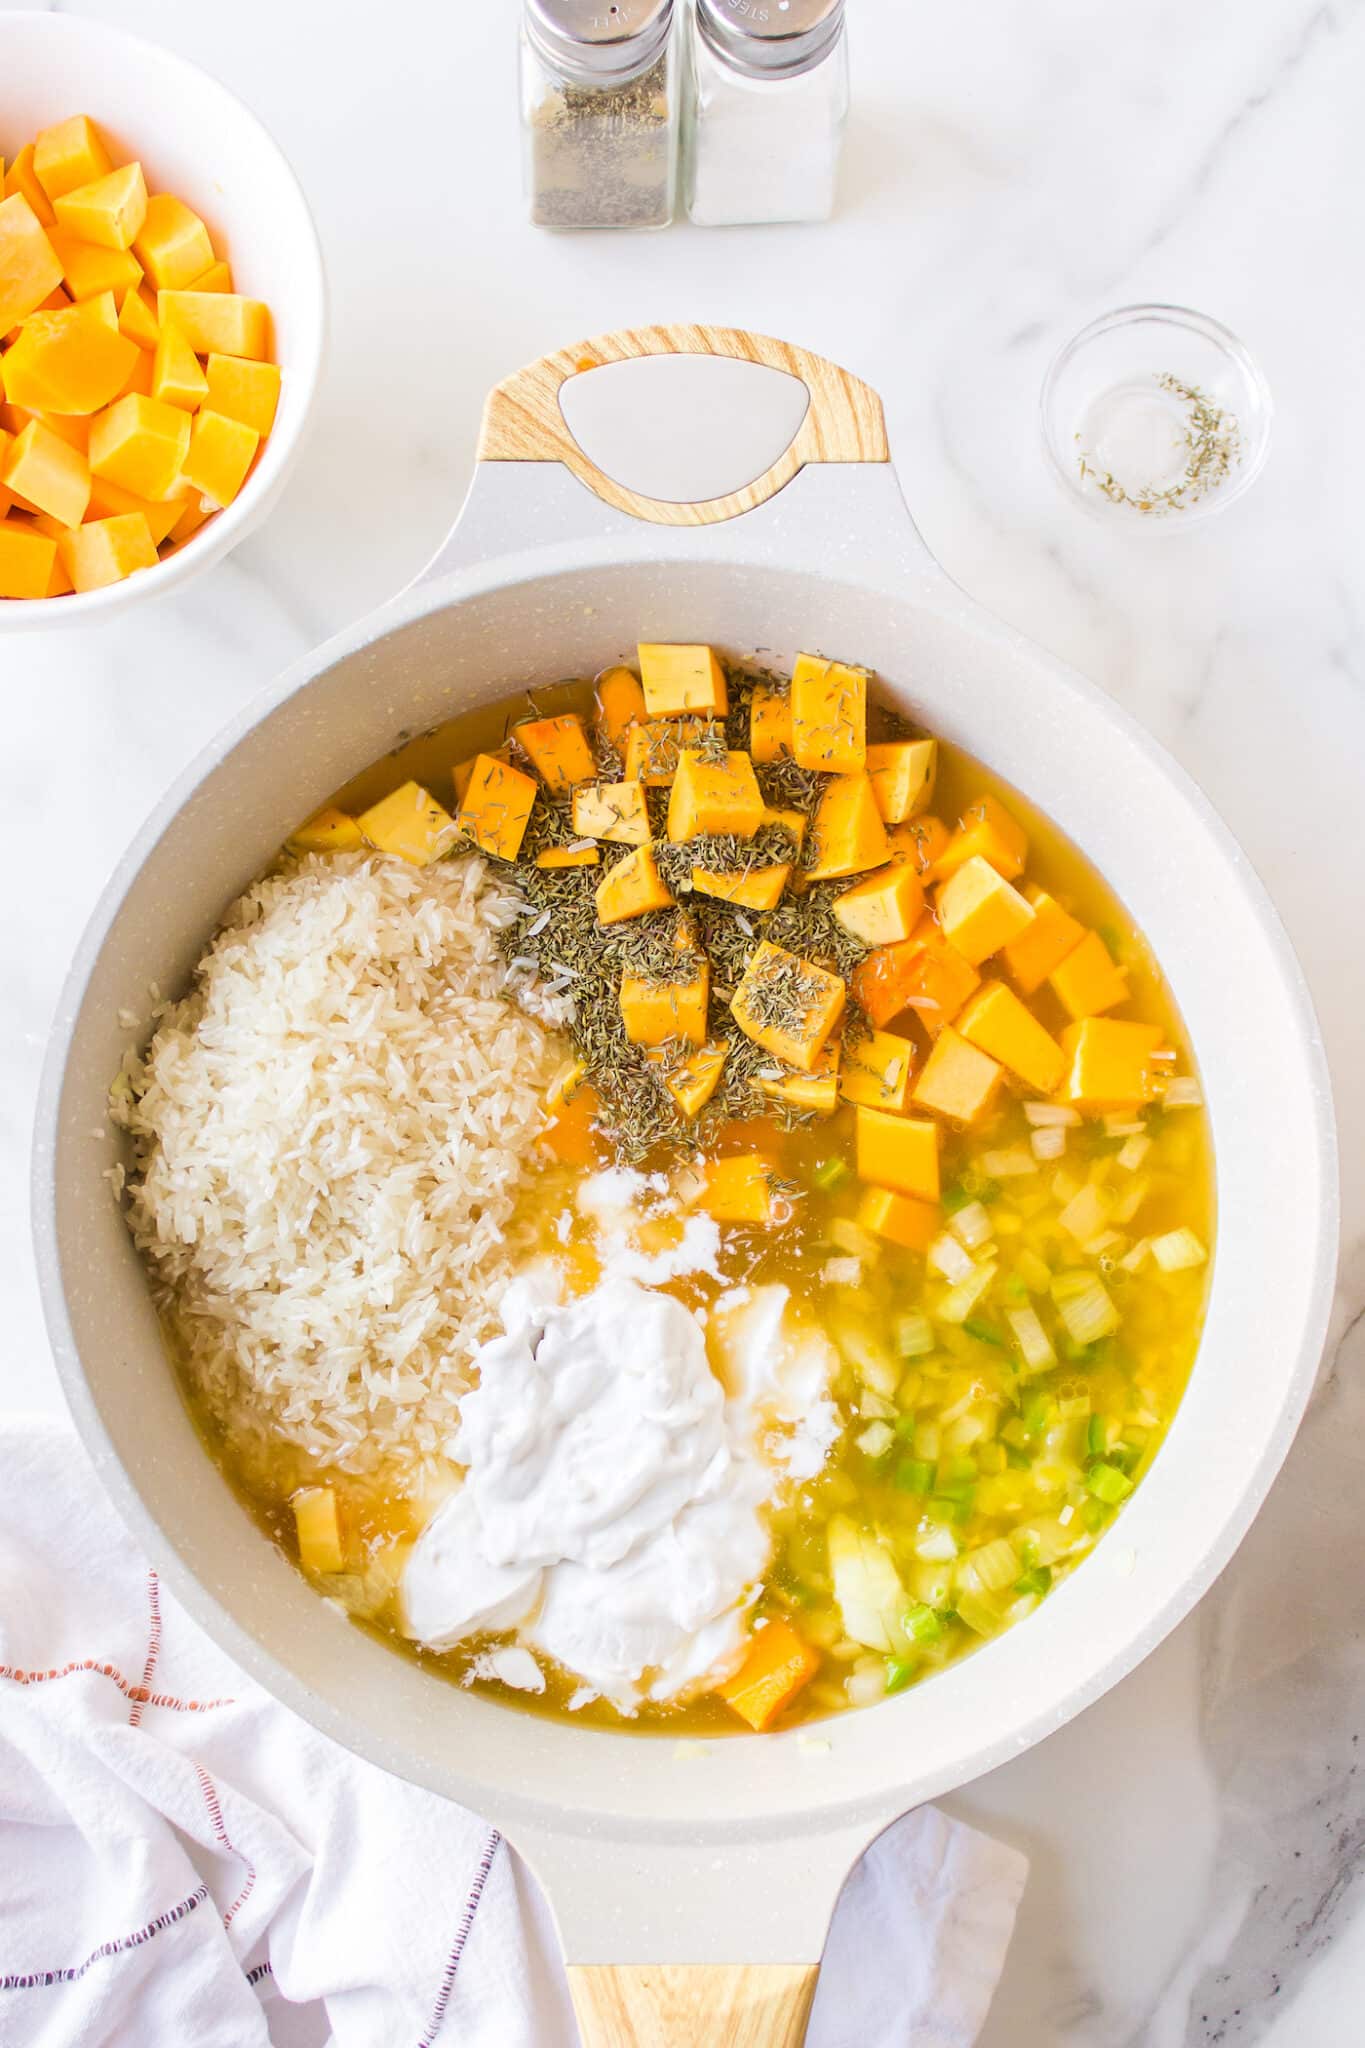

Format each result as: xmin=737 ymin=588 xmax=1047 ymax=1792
xmin=4 ymin=0 xmax=1362 ymax=2039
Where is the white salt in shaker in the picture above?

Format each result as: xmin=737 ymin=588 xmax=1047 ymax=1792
xmin=683 ymin=0 xmax=848 ymax=227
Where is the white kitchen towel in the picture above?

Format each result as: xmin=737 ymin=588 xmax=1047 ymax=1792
xmin=0 ymin=1417 xmax=1027 ymax=2047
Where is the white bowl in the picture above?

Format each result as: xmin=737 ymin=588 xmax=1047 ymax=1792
xmin=0 ymin=11 xmax=326 ymax=629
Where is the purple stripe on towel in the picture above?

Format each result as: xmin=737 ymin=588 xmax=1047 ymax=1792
xmin=417 ymin=1829 xmax=501 ymax=2046
xmin=0 ymin=1884 xmax=209 ymax=1991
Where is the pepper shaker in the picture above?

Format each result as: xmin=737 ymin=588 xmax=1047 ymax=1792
xmin=683 ymin=0 xmax=849 ymax=227
xmin=521 ymin=0 xmax=679 ymax=231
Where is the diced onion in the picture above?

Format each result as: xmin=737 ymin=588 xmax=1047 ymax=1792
xmin=828 ymin=1515 xmax=909 ymax=1653
xmin=855 ymin=1421 xmax=895 ymax=1459
xmin=938 ymin=1260 xmax=998 ymax=1325
xmin=1151 ymin=1227 xmax=1208 ymax=1272
xmin=1015 ymin=1249 xmax=1053 ymax=1294
xmin=829 ymin=1218 xmax=878 ymax=1261
xmin=1119 ymin=1237 xmax=1151 ymax=1272
xmin=966 ymin=1538 xmax=1020 ymax=1593
xmin=1024 ymin=1102 xmax=1082 ymax=1127
xmin=950 ymin=1200 xmax=993 ymax=1250
xmin=1031 ymin=1126 xmax=1067 ymax=1161
xmin=1117 ymin=1134 xmax=1152 ymax=1172
xmin=1009 ymin=1305 xmax=1056 ymax=1373
xmin=914 ymin=1524 xmax=959 ymax=1563
xmin=1109 ymin=1175 xmax=1150 ymax=1226
xmin=1103 ymin=1114 xmax=1146 ymax=1136
xmin=982 ymin=1145 xmax=1038 ymax=1179
xmin=929 ymin=1233 xmax=975 ymax=1284
xmin=895 ymin=1311 xmax=935 ymax=1359
xmin=821 ymin=1256 xmax=862 ymax=1287
xmin=1058 ymin=1184 xmax=1112 ymax=1244
xmin=1162 ymin=1075 xmax=1203 ymax=1108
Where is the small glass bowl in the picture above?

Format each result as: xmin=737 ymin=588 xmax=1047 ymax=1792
xmin=1041 ymin=304 xmax=1273 ymax=528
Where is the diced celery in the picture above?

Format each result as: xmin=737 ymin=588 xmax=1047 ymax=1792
xmin=1008 ymin=1304 xmax=1055 ymax=1373
xmin=938 ymin=1260 xmax=998 ymax=1325
xmin=929 ymin=1232 xmax=975 ymax=1284
xmin=1086 ymin=1414 xmax=1108 ymax=1458
xmin=968 ymin=1538 xmax=1020 ymax=1592
xmin=950 ymin=1200 xmax=993 ymax=1249
xmin=829 ymin=1217 xmax=878 ymax=1261
xmin=904 ymin=1602 xmax=944 ymax=1644
xmin=894 ymin=1456 xmax=934 ymax=1495
xmin=1014 ymin=1564 xmax=1052 ymax=1597
xmin=813 ymin=1157 xmax=852 ymax=1193
xmin=884 ymin=1656 xmax=915 ymax=1693
xmin=1085 ymin=1461 xmax=1134 ymax=1505
xmin=955 ymin=1588 xmax=1000 ymax=1637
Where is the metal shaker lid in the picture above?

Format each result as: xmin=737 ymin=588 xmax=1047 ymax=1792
xmin=695 ymin=0 xmax=845 ymax=77
xmin=525 ymin=0 xmax=675 ymax=83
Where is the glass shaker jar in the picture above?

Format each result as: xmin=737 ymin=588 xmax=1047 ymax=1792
xmin=521 ymin=0 xmax=679 ymax=231
xmin=684 ymin=0 xmax=848 ymax=227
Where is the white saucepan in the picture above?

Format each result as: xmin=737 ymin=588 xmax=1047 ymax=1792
xmin=34 ymin=328 xmax=1337 ymax=2046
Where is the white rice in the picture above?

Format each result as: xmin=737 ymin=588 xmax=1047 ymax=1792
xmin=113 ymin=851 xmax=562 ymax=1473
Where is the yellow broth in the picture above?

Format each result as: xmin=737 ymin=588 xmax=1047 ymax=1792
xmin=175 ymin=671 xmax=1214 ymax=1735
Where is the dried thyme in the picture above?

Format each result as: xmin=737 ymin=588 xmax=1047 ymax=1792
xmin=1075 ymin=373 xmax=1244 ymax=516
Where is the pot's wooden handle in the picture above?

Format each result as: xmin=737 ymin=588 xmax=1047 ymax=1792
xmin=567 ymin=1962 xmax=819 ymax=2046
xmin=477 ymin=324 xmax=888 ymax=527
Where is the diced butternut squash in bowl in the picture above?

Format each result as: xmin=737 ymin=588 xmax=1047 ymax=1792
xmin=0 ymin=113 xmax=283 ymax=601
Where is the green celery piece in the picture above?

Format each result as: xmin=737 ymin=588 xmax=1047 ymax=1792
xmin=884 ymin=1657 xmax=915 ymax=1693
xmin=1014 ymin=1565 xmax=1052 ymax=1597
xmin=904 ymin=1603 xmax=944 ymax=1644
xmin=1086 ymin=1461 xmax=1134 ymax=1505
xmin=894 ymin=1456 xmax=934 ymax=1495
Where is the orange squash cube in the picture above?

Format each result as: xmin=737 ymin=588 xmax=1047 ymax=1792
xmin=852 ymin=918 xmax=980 ymax=1034
xmin=0 ymin=519 xmax=58 ymax=598
xmin=759 ymin=1038 xmax=841 ymax=1115
xmin=2 ymin=417 xmax=90 ymax=527
xmin=956 ymin=981 xmax=1065 ymax=1095
xmin=49 ymin=231 xmax=141 ymax=303
xmin=806 ymin=772 xmax=889 ymax=880
xmin=288 ymin=806 xmax=365 ymax=853
xmin=3 ymin=294 xmax=139 ymax=415
xmin=620 ymin=951 xmax=710 ymax=1046
xmin=732 ymin=940 xmax=846 ymax=1073
xmin=856 ymin=1104 xmax=940 ymax=1200
xmin=515 ymin=713 xmax=598 ymax=792
xmin=1001 ymin=885 xmax=1085 ymax=994
xmin=86 ymin=472 xmax=189 ymax=545
xmin=57 ymin=511 xmax=157 ymax=592
xmin=937 ymin=854 xmax=1036 ymax=965
xmin=52 ymin=162 xmax=147 ymax=252
xmin=5 ymin=145 xmax=57 ymax=227
xmin=934 ymin=794 xmax=1028 ymax=883
xmin=717 ymin=1618 xmax=819 ymax=1731
xmin=594 ymin=843 xmax=675 ymax=923
xmin=535 ymin=844 xmax=599 ymax=869
xmin=189 ymin=258 xmax=233 ymax=294
xmin=749 ymin=683 xmax=791 ymax=762
xmin=1048 ymin=929 xmax=1130 ymax=1020
xmin=912 ymin=1026 xmax=1003 ymax=1124
xmin=638 ymin=642 xmax=728 ymax=717
xmin=887 ymin=813 xmax=951 ymax=876
xmin=790 ymin=651 xmax=867 ymax=772
xmin=690 ymin=862 xmax=790 ymax=911
xmin=165 ymin=493 xmax=214 ymax=546
xmin=151 ymin=322 xmax=208 ymax=411
xmin=117 ymin=283 xmax=159 ymax=350
xmin=701 ymin=1154 xmax=775 ymax=1227
xmin=572 ymin=779 xmax=650 ymax=846
xmin=832 ymin=860 xmax=925 ymax=946
xmin=456 ymin=755 xmax=538 ymax=862
xmin=203 ymin=354 xmax=280 ymax=438
xmin=33 ymin=117 xmax=111 ymax=203
xmin=594 ymin=664 xmax=647 ymax=747
xmin=1057 ymin=1019 xmax=1166 ymax=1110
xmin=0 ymin=193 xmax=64 ymax=332
xmin=89 ymin=393 xmax=191 ymax=501
xmin=840 ymin=1028 xmax=915 ymax=1112
xmin=358 ymin=780 xmax=458 ymax=866
xmin=179 ymin=408 xmax=259 ymax=507
xmin=857 ymin=1186 xmax=940 ymax=1252
xmin=623 ymin=716 xmax=709 ymax=786
xmin=156 ymin=290 xmax=269 ymax=361
xmin=866 ymin=739 xmax=937 ymax=822
xmin=659 ymin=1041 xmax=727 ymax=1119
xmin=667 ymin=746 xmax=764 ymax=841
xmin=134 ymin=195 xmax=215 ymax=291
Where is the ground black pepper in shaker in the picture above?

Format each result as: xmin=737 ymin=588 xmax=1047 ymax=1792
xmin=521 ymin=0 xmax=678 ymax=231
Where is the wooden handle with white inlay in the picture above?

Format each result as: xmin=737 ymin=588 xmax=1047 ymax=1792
xmin=477 ymin=324 xmax=888 ymax=527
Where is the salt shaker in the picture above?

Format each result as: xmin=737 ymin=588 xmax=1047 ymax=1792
xmin=521 ymin=0 xmax=679 ymax=231
xmin=684 ymin=0 xmax=848 ymax=227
